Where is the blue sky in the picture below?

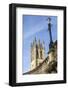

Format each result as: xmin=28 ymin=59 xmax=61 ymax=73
xmin=22 ymin=15 xmax=57 ymax=73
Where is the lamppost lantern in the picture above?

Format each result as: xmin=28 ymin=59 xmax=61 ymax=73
xmin=48 ymin=17 xmax=51 ymax=24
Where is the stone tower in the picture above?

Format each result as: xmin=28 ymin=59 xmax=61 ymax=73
xmin=30 ymin=37 xmax=45 ymax=70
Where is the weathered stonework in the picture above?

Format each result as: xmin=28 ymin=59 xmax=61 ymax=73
xmin=23 ymin=40 xmax=57 ymax=75
xmin=30 ymin=38 xmax=45 ymax=70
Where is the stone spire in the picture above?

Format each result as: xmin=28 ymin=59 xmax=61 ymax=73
xmin=31 ymin=42 xmax=33 ymax=48
xmin=33 ymin=37 xmax=37 ymax=46
xmin=34 ymin=37 xmax=37 ymax=42
xmin=43 ymin=41 xmax=45 ymax=49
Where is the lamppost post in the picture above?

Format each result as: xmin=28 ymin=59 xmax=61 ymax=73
xmin=48 ymin=17 xmax=53 ymax=48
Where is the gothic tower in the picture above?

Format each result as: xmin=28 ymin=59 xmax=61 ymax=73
xmin=30 ymin=37 xmax=45 ymax=70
